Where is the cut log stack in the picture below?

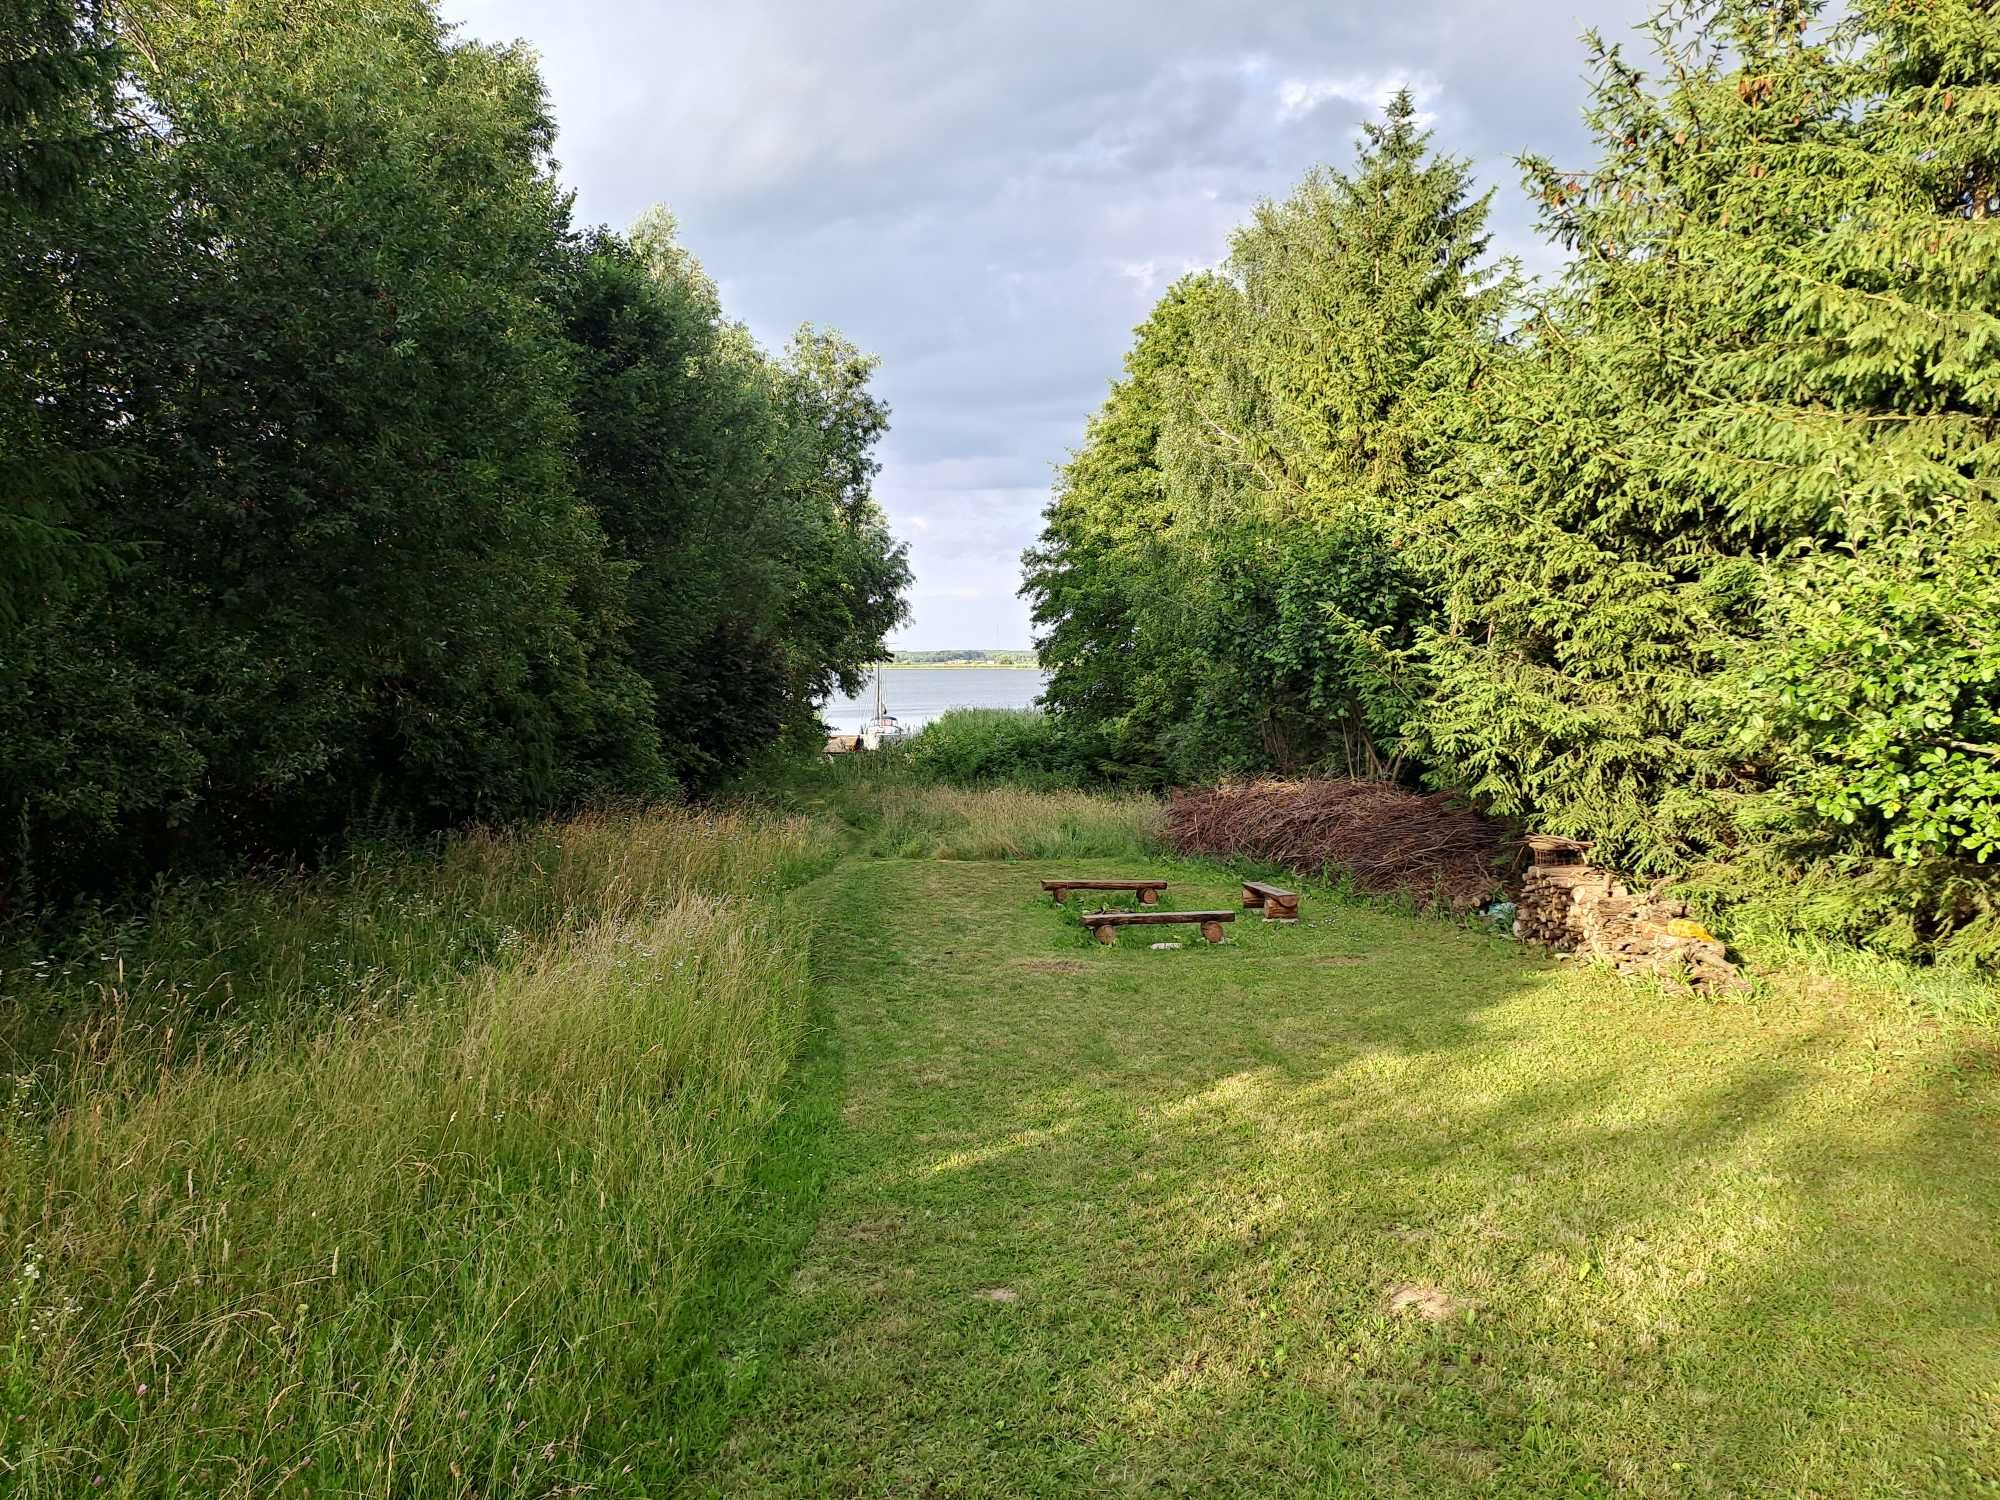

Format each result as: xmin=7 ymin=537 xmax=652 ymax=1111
xmin=1514 ymin=865 xmax=1614 ymax=948
xmin=1515 ymin=863 xmax=1747 ymax=995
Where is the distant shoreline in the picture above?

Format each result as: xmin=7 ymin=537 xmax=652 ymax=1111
xmin=880 ymin=662 xmax=1042 ymax=671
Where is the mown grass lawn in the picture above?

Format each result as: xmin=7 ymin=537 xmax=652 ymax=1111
xmin=700 ymin=857 xmax=2000 ymax=1498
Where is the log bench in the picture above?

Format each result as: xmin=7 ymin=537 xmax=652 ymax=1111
xmin=1042 ymin=878 xmax=1166 ymax=906
xmin=1081 ymin=909 xmax=1235 ymax=945
xmin=1241 ymin=880 xmax=1300 ymax=921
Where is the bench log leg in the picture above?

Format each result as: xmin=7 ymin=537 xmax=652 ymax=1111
xmin=1266 ymin=898 xmax=1299 ymax=921
xmin=1139 ymin=888 xmax=1159 ymax=905
xmin=1094 ymin=924 xmax=1118 ymax=945
xmin=1050 ymin=887 xmax=1068 ymax=903
xmin=1201 ymin=921 xmax=1224 ymax=944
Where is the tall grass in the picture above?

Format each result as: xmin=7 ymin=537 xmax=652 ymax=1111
xmin=0 ymin=804 xmax=839 ymax=1495
xmin=3 ymin=804 xmax=838 ymax=1070
xmin=738 ymin=743 xmax=1164 ymax=862
xmin=866 ymin=784 xmax=1164 ymax=862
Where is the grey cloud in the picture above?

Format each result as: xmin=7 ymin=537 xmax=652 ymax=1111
xmin=448 ymin=0 xmax=1657 ymax=647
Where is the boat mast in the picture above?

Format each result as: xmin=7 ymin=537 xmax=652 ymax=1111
xmin=874 ymin=664 xmax=883 ymax=720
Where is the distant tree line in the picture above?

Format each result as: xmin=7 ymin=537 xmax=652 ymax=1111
xmin=888 ymin=650 xmax=1040 ymax=666
xmin=1025 ymin=0 xmax=2000 ymax=964
xmin=1 ymin=0 xmax=908 ymax=907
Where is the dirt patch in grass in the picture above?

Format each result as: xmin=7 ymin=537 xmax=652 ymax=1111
xmin=1313 ymin=956 xmax=1369 ymax=968
xmin=1015 ymin=959 xmax=1089 ymax=975
xmin=1386 ymin=1284 xmax=1469 ymax=1322
xmin=971 ymin=1286 xmax=1020 ymax=1303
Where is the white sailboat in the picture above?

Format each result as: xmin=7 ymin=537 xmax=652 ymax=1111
xmin=858 ymin=665 xmax=909 ymax=750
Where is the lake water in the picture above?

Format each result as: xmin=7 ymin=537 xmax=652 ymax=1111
xmin=821 ymin=667 xmax=1048 ymax=734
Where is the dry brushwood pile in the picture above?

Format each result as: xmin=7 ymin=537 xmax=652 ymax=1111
xmin=1517 ymin=865 xmax=1747 ymax=995
xmin=1167 ymin=779 xmax=1509 ymax=911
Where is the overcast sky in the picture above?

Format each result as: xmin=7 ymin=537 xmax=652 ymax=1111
xmin=443 ymin=0 xmax=1655 ymax=649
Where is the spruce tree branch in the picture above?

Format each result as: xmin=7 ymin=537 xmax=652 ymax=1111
xmin=1196 ymin=415 xmax=1313 ymax=505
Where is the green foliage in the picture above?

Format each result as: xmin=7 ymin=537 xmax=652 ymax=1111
xmin=904 ymin=708 xmax=1079 ymax=787
xmin=0 ymin=1 xmax=131 ymax=629
xmin=1029 ymin=3 xmax=2000 ymax=964
xmin=551 ymin=226 xmax=908 ymax=787
xmin=1735 ymin=514 xmax=2000 ymax=869
xmin=1026 ymin=91 xmax=1504 ymax=787
xmin=1023 ymin=277 xmax=1213 ymax=780
xmin=1426 ymin=0 xmax=2000 ymax=950
xmin=0 ymin=0 xmax=906 ymax=910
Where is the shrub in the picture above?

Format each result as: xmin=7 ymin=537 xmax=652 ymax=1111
xmin=904 ymin=708 xmax=1080 ymax=788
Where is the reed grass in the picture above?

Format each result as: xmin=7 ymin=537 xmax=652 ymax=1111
xmin=2 ymin=803 xmax=838 ymax=1069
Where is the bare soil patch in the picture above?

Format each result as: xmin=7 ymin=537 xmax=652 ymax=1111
xmin=1385 ymin=1284 xmax=1469 ymax=1322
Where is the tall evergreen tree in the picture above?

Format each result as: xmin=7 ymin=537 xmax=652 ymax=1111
xmin=1417 ymin=0 xmax=2000 ymax=955
xmin=1023 ymin=275 xmax=1215 ymax=781
xmin=1180 ymin=89 xmax=1505 ymax=516
xmin=1412 ymin=3 xmax=1847 ymax=871
xmin=1027 ymin=93 xmax=1507 ymax=782
xmin=1719 ymin=0 xmax=2000 ymax=954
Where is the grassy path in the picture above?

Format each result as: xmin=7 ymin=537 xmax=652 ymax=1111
xmin=699 ymin=856 xmax=1999 ymax=1498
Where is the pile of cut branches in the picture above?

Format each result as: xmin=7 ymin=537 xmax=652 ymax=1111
xmin=1167 ymin=779 xmax=1514 ymax=911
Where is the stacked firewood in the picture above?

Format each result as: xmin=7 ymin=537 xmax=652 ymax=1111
xmin=1516 ymin=864 xmax=1747 ymax=994
xmin=1514 ymin=865 xmax=1616 ymax=947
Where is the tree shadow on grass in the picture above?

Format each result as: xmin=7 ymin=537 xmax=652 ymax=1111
xmin=703 ymin=857 xmax=2000 ymax=1497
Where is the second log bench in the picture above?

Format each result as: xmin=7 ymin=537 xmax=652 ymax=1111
xmin=1043 ymin=878 xmax=1166 ymax=906
xmin=1241 ymin=880 xmax=1300 ymax=920
xmin=1081 ymin=909 xmax=1235 ymax=945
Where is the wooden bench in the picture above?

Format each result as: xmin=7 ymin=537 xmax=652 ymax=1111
xmin=1241 ymin=880 xmax=1300 ymax=921
xmin=1081 ymin=909 xmax=1235 ymax=945
xmin=1042 ymin=878 xmax=1166 ymax=906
